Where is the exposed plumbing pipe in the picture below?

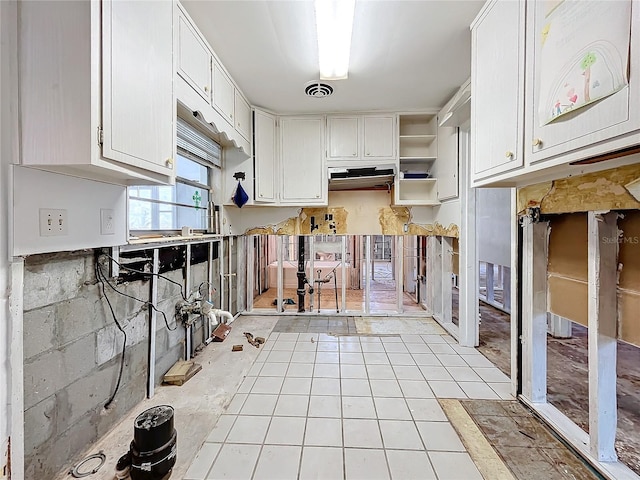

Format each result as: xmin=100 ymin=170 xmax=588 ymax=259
xmin=211 ymin=308 xmax=234 ymax=325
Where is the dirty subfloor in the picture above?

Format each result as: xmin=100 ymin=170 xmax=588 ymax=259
xmin=477 ymin=301 xmax=640 ymax=476
xmin=58 ymin=315 xmax=616 ymax=480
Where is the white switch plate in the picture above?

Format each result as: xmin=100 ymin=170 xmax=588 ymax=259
xmin=100 ymin=208 xmax=115 ymax=235
xmin=39 ymin=208 xmax=68 ymax=236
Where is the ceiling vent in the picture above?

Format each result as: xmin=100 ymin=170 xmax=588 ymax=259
xmin=304 ymin=81 xmax=333 ymax=98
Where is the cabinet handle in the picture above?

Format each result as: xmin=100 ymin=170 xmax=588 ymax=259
xmin=532 ymin=138 xmax=542 ymax=147
xmin=505 ymin=151 xmax=514 ymax=158
xmin=204 ymin=86 xmax=209 ymax=92
xmin=315 ymin=194 xmax=320 ymax=198
xmin=165 ymin=158 xmax=174 ymax=169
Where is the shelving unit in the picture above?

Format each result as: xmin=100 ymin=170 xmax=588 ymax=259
xmin=395 ymin=178 xmax=440 ymax=205
xmin=395 ymin=114 xmax=439 ymax=205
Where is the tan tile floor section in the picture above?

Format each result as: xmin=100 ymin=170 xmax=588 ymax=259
xmin=185 ymin=331 xmax=513 ymax=480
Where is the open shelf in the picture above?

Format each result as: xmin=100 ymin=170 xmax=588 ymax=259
xmin=396 ymin=113 xmax=440 ymax=205
xmin=395 ymin=177 xmax=440 ymax=205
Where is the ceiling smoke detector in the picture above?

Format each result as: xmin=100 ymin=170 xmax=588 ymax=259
xmin=304 ymin=81 xmax=334 ymax=98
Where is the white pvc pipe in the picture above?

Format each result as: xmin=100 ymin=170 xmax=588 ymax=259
xmin=211 ymin=308 xmax=234 ymax=325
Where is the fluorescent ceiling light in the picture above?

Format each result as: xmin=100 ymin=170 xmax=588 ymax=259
xmin=315 ymin=0 xmax=356 ymax=80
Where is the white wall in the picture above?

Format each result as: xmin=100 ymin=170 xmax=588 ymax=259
xmin=476 ymin=188 xmax=512 ymax=267
xmin=1 ymin=0 xmax=17 ymax=470
xmin=12 ymin=167 xmax=127 ymax=256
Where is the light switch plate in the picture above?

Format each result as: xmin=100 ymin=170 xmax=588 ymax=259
xmin=39 ymin=208 xmax=68 ymax=236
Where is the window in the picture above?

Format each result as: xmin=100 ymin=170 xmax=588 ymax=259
xmin=128 ymin=117 xmax=222 ymax=233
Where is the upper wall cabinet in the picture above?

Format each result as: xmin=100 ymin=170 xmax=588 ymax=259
xmin=472 ymin=0 xmax=640 ymax=187
xmin=363 ymin=116 xmax=396 ymax=159
xmin=470 ymin=0 xmax=525 ymax=184
xmin=327 ymin=116 xmax=360 ymax=159
xmin=19 ymin=0 xmax=175 ymax=185
xmin=212 ymin=62 xmax=235 ymax=127
xmin=177 ymin=14 xmax=211 ymax=101
xmin=254 ymin=109 xmax=277 ymax=203
xmin=234 ymin=91 xmax=252 ymax=141
xmin=524 ymin=0 xmax=640 ymax=167
xmin=175 ymin=4 xmax=251 ymax=156
xmin=280 ymin=117 xmax=327 ymax=205
xmin=326 ymin=115 xmax=396 ymax=162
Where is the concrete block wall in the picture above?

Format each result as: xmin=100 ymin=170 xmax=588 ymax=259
xmin=22 ymin=249 xmax=215 ymax=479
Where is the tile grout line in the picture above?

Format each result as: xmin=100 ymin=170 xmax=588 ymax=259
xmin=401 ymin=337 xmax=442 ymax=480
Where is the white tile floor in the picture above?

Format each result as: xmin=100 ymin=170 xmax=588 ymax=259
xmin=185 ymin=332 xmax=512 ymax=480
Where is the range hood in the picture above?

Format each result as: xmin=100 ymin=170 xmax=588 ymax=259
xmin=328 ymin=166 xmax=395 ymax=191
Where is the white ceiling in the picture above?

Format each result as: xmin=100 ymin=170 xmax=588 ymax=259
xmin=181 ymin=0 xmax=485 ymax=114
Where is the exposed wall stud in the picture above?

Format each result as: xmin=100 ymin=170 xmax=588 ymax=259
xmin=548 ymin=313 xmax=572 ymax=339
xmin=588 ymin=211 xmax=618 ymax=462
xmin=486 ymin=262 xmax=495 ymax=304
xmin=396 ymin=236 xmax=404 ymax=312
xmin=458 ymin=128 xmax=478 ymax=347
xmin=441 ymin=236 xmax=453 ymax=325
xmin=521 ymin=217 xmax=549 ymax=403
xmin=148 ymin=248 xmax=159 ymax=396
xmin=364 ymin=235 xmax=371 ymax=315
xmin=341 ymin=236 xmax=347 ymax=313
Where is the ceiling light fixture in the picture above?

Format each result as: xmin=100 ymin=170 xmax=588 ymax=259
xmin=314 ymin=0 xmax=356 ymax=80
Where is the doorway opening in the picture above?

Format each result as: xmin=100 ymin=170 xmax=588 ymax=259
xmin=249 ymin=234 xmax=425 ymax=315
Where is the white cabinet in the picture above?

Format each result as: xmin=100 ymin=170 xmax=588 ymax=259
xmin=234 ymin=91 xmax=252 ymax=141
xmin=254 ymin=109 xmax=277 ymax=203
xmin=327 ymin=116 xmax=359 ymax=159
xmin=434 ymin=114 xmax=459 ymax=201
xmin=363 ymin=116 xmax=395 ymax=159
xmin=19 ymin=0 xmax=174 ymax=185
xmin=395 ymin=114 xmax=440 ymax=205
xmin=212 ymin=62 xmax=235 ymax=126
xmin=471 ymin=0 xmax=640 ymax=187
xmin=524 ymin=0 xmax=640 ymax=167
xmin=326 ymin=114 xmax=396 ymax=161
xmin=280 ymin=117 xmax=327 ymax=205
xmin=177 ymin=14 xmax=211 ymax=101
xmin=470 ymin=0 xmax=525 ymax=184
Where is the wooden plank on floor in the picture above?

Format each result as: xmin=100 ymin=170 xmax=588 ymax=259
xmin=439 ymin=399 xmax=515 ymax=480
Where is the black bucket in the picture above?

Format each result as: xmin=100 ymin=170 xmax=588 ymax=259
xmin=129 ymin=405 xmax=177 ymax=480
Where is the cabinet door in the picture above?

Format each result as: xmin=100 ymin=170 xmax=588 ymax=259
xmin=102 ymin=0 xmax=174 ymax=176
xmin=254 ymin=110 xmax=277 ymax=203
xmin=471 ymin=0 xmax=525 ymax=182
xmin=327 ymin=116 xmax=359 ymax=159
xmin=363 ymin=116 xmax=395 ymax=158
xmin=212 ymin=61 xmax=235 ymax=125
xmin=280 ymin=117 xmax=326 ymax=204
xmin=234 ymin=91 xmax=252 ymax=141
xmin=525 ymin=0 xmax=639 ymax=166
xmin=177 ymin=15 xmax=211 ymax=101
xmin=435 ymin=118 xmax=459 ymax=200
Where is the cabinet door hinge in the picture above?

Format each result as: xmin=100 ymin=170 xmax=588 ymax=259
xmin=97 ymin=127 xmax=104 ymax=147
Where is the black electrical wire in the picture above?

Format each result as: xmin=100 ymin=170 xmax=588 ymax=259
xmin=97 ymin=263 xmax=178 ymax=331
xmin=95 ymin=262 xmax=126 ymax=410
xmin=103 ymin=253 xmax=189 ymax=301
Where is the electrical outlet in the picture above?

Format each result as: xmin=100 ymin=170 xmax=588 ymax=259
xmin=100 ymin=208 xmax=115 ymax=235
xmin=39 ymin=208 xmax=68 ymax=236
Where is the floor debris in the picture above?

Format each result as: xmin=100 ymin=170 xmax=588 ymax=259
xmin=163 ymin=360 xmax=202 ymax=386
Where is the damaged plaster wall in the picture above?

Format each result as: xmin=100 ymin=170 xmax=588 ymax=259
xmin=517 ymin=160 xmax=640 ymax=215
xmin=226 ymin=190 xmax=460 ymax=238
xmin=22 ymin=250 xmax=211 ymax=479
